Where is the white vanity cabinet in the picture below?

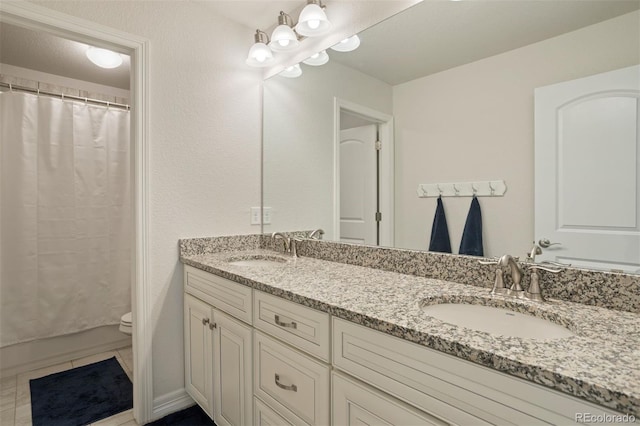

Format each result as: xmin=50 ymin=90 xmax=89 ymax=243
xmin=184 ymin=293 xmax=214 ymax=416
xmin=332 ymin=317 xmax=624 ymax=425
xmin=183 ymin=263 xmax=628 ymax=426
xmin=183 ymin=266 xmax=253 ymax=426
xmin=252 ymin=290 xmax=331 ymax=426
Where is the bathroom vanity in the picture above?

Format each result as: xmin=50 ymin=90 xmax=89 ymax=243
xmin=180 ymin=235 xmax=639 ymax=425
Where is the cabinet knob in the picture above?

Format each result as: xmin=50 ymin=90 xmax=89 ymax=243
xmin=202 ymin=318 xmax=210 ymax=326
xmin=209 ymin=322 xmax=217 ymax=330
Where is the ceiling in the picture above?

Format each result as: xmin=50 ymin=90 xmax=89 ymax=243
xmin=329 ymin=0 xmax=640 ymax=86
xmin=0 ymin=22 xmax=131 ymax=90
xmin=1 ymin=1 xmax=637 ymax=89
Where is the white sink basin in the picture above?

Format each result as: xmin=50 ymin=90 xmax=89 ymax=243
xmin=226 ymin=255 xmax=288 ymax=267
xmin=421 ymin=303 xmax=575 ymax=339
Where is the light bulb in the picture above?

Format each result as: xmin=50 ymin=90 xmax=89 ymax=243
xmin=307 ymin=19 xmax=320 ymax=29
xmin=330 ymin=35 xmax=361 ymax=52
xmin=295 ymin=2 xmax=331 ymax=37
xmin=255 ymin=51 xmax=268 ymax=63
xmin=246 ymin=41 xmax=274 ymax=67
xmin=269 ymin=20 xmax=300 ymax=52
xmin=303 ymin=50 xmax=329 ymax=66
xmin=279 ymin=64 xmax=302 ymax=78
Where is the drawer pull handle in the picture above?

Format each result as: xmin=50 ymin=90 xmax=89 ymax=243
xmin=274 ymin=374 xmax=297 ymax=392
xmin=274 ymin=315 xmax=297 ymax=329
xmin=202 ymin=318 xmax=210 ymax=326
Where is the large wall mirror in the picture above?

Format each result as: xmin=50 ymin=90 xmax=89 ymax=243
xmin=263 ymin=0 xmax=640 ymax=273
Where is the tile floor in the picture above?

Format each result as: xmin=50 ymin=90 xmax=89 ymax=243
xmin=0 ymin=346 xmax=138 ymax=426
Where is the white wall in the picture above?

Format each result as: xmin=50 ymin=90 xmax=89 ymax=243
xmin=263 ymin=60 xmax=392 ymax=238
xmin=29 ymin=0 xmax=263 ymax=404
xmin=393 ymin=10 xmax=640 ymax=257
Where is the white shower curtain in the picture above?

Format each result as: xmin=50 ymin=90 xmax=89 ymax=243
xmin=0 ymin=91 xmax=131 ymax=347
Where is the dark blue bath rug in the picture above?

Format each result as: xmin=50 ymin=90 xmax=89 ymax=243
xmin=147 ymin=404 xmax=215 ymax=425
xmin=30 ymin=356 xmax=132 ymax=426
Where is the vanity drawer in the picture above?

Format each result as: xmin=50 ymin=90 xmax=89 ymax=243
xmin=184 ymin=265 xmax=252 ymax=324
xmin=332 ymin=371 xmax=447 ymax=426
xmin=253 ymin=331 xmax=330 ymax=426
xmin=253 ymin=291 xmax=330 ymax=361
xmin=253 ymin=397 xmax=309 ymax=426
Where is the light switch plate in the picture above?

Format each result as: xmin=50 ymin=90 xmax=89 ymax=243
xmin=263 ymin=207 xmax=272 ymax=224
xmin=250 ymin=207 xmax=261 ymax=225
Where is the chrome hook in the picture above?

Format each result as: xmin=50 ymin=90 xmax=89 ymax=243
xmin=436 ymin=184 xmax=443 ymax=196
xmin=471 ymin=183 xmax=478 ymax=196
xmin=489 ymin=182 xmax=495 ymax=196
xmin=453 ymin=183 xmax=460 ymax=196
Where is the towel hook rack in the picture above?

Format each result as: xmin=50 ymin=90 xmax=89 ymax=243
xmin=416 ymin=180 xmax=506 ymax=198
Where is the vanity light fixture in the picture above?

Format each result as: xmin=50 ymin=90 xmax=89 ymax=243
xmin=270 ymin=12 xmax=300 ymax=52
xmin=330 ymin=35 xmax=360 ymax=52
xmin=245 ymin=1 xmax=334 ymax=68
xmin=295 ymin=0 xmax=332 ymax=37
xmin=303 ymin=50 xmax=329 ymax=66
xmin=246 ymin=30 xmax=275 ymax=67
xmin=86 ymin=47 xmax=123 ymax=69
xmin=279 ymin=64 xmax=303 ymax=78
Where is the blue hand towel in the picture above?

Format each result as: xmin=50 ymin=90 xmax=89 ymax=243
xmin=459 ymin=196 xmax=484 ymax=256
xmin=429 ymin=197 xmax=452 ymax=253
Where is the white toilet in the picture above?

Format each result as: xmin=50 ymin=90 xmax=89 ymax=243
xmin=119 ymin=312 xmax=132 ymax=335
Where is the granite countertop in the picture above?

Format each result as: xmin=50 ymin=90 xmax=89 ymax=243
xmin=180 ymin=249 xmax=640 ymax=416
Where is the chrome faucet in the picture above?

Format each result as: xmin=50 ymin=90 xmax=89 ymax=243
xmin=271 ymin=232 xmax=290 ymax=253
xmin=480 ymin=254 xmax=563 ymax=302
xmin=271 ymin=232 xmax=301 ymax=258
xmin=289 ymin=237 xmax=302 ymax=258
xmin=498 ymin=254 xmax=524 ymax=294
xmin=308 ymin=229 xmax=324 ymax=240
xmin=525 ymin=242 xmax=542 ymax=263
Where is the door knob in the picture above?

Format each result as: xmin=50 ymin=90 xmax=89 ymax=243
xmin=538 ymin=238 xmax=561 ymax=248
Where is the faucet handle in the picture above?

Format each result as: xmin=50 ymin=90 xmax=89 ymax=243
xmin=479 ymin=258 xmax=509 ymax=294
xmin=478 ymin=258 xmax=499 ymax=265
xmin=524 ymin=264 xmax=562 ymax=302
xmin=524 ymin=264 xmax=562 ymax=274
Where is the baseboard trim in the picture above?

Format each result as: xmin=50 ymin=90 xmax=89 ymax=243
xmin=151 ymin=388 xmax=195 ymax=422
xmin=0 ymin=334 xmax=131 ymax=378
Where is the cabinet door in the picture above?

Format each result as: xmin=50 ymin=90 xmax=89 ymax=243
xmin=332 ymin=372 xmax=448 ymax=426
xmin=213 ymin=310 xmax=253 ymax=426
xmin=184 ymin=294 xmax=214 ymax=418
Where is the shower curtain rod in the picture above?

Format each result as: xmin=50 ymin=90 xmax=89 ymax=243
xmin=0 ymin=82 xmax=130 ymax=110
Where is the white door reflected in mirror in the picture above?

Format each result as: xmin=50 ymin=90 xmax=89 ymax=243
xmin=535 ymin=65 xmax=640 ymax=273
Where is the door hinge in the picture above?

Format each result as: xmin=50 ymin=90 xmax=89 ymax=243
xmin=375 ymin=140 xmax=382 ymax=151
xmin=375 ymin=212 xmax=382 ymax=222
